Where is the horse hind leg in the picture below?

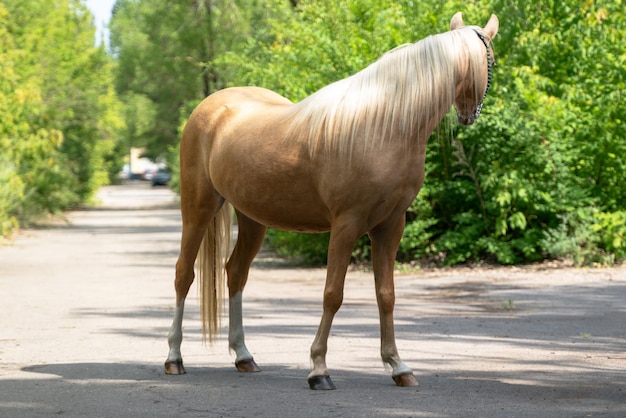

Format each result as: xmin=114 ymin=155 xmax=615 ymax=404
xmin=165 ymin=185 xmax=224 ymax=375
xmin=226 ymin=211 xmax=267 ymax=372
xmin=165 ymin=220 xmax=210 ymax=375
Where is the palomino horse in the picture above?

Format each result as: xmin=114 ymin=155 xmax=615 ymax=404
xmin=165 ymin=12 xmax=499 ymax=390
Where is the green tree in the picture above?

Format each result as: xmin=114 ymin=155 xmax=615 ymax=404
xmin=0 ymin=0 xmax=125 ymax=235
xmin=108 ymin=0 xmax=626 ymax=265
xmin=110 ymin=0 xmax=251 ymax=159
xmin=234 ymin=0 xmax=626 ymax=265
xmin=423 ymin=0 xmax=626 ymax=264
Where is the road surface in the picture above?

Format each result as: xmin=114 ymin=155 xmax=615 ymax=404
xmin=1 ymin=183 xmax=625 ymax=417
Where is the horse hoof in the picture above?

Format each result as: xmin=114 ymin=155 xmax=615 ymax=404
xmin=235 ymin=358 xmax=261 ymax=373
xmin=308 ymin=375 xmax=336 ymax=390
xmin=164 ymin=359 xmax=186 ymax=375
xmin=392 ymin=372 xmax=418 ymax=387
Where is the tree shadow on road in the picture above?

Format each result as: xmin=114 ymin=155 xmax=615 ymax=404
xmin=9 ymin=359 xmax=624 ymax=418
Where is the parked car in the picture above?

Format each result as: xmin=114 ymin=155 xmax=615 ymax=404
xmin=143 ymin=169 xmax=156 ymax=181
xmin=151 ymin=168 xmax=171 ymax=186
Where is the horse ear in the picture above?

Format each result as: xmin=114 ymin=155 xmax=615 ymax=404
xmin=450 ymin=12 xmax=464 ymax=30
xmin=484 ymin=14 xmax=499 ymax=40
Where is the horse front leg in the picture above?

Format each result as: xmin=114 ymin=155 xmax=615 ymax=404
xmin=369 ymin=215 xmax=418 ymax=387
xmin=227 ymin=211 xmax=266 ymax=372
xmin=308 ymin=222 xmax=361 ymax=390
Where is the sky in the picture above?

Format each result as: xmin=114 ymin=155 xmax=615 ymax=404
xmin=85 ymin=0 xmax=116 ymax=47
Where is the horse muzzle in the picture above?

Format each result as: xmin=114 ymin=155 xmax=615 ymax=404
xmin=456 ymin=111 xmax=477 ymax=126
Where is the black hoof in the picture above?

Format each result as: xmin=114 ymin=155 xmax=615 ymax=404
xmin=308 ymin=375 xmax=336 ymax=390
xmin=164 ymin=359 xmax=186 ymax=375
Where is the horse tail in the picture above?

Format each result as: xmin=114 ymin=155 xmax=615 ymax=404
xmin=197 ymin=201 xmax=233 ymax=344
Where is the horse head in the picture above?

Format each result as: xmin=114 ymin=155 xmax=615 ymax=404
xmin=451 ymin=12 xmax=499 ymax=125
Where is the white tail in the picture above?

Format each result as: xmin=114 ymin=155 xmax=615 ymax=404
xmin=197 ymin=202 xmax=233 ymax=344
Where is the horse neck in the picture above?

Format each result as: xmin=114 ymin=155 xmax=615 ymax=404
xmin=389 ymin=32 xmax=464 ymax=152
xmin=287 ymin=30 xmax=465 ymax=160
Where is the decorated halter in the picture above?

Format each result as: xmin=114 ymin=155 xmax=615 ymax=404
xmin=456 ymin=29 xmax=494 ymax=124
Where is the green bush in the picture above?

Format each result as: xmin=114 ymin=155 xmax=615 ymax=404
xmin=255 ymin=1 xmax=626 ymax=267
xmin=265 ymin=230 xmax=331 ymax=265
xmin=110 ymin=0 xmax=626 ymax=267
xmin=0 ymin=157 xmax=23 ymax=237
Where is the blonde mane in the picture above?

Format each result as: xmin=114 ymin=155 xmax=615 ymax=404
xmin=286 ymin=26 xmax=488 ymax=159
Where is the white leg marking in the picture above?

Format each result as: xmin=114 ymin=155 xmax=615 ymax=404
xmin=229 ymin=291 xmax=253 ymax=362
xmin=167 ymin=298 xmax=185 ymax=362
xmin=382 ymin=346 xmax=414 ymax=377
xmin=391 ymin=362 xmax=413 ymax=378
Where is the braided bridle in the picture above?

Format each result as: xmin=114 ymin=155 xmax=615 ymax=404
xmin=455 ymin=30 xmax=494 ymax=124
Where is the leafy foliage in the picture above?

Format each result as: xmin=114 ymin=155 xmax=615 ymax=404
xmin=431 ymin=0 xmax=626 ymax=265
xmin=110 ymin=0 xmax=253 ymax=158
xmin=251 ymin=0 xmax=626 ymax=266
xmin=110 ymin=0 xmax=626 ymax=266
xmin=0 ymin=0 xmax=125 ymax=235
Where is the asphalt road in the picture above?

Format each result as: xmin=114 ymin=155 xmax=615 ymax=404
xmin=1 ymin=183 xmax=625 ymax=417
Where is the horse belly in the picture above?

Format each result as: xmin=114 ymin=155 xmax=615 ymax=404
xmin=225 ymin=184 xmax=331 ymax=232
xmin=240 ymin=200 xmax=331 ymax=232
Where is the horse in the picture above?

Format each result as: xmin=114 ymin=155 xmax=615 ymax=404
xmin=165 ymin=12 xmax=499 ymax=390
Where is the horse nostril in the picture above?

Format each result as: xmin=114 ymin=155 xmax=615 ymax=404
xmin=457 ymin=114 xmax=475 ymax=125
xmin=455 ymin=108 xmax=476 ymax=125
